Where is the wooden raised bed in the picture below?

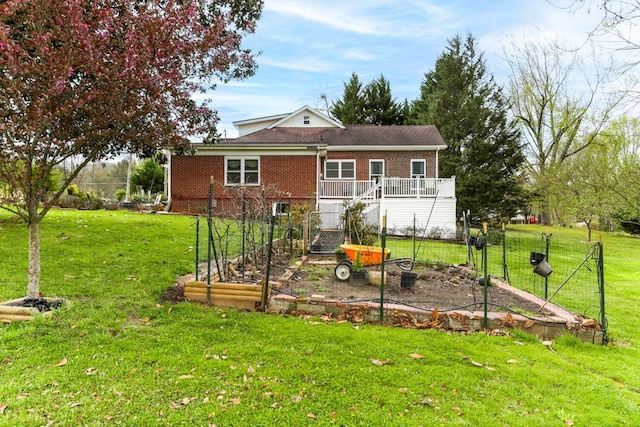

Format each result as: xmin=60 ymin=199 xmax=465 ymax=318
xmin=184 ymin=281 xmax=268 ymax=310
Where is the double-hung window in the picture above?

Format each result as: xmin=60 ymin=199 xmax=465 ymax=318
xmin=369 ymin=160 xmax=384 ymax=184
xmin=411 ymin=159 xmax=427 ymax=193
xmin=225 ymin=157 xmax=260 ymax=185
xmin=325 ymin=160 xmax=355 ymax=179
xmin=411 ymin=159 xmax=426 ymax=179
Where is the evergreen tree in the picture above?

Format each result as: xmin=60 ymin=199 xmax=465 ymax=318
xmin=332 ymin=73 xmax=405 ymax=125
xmin=331 ymin=73 xmax=365 ymax=124
xmin=410 ymin=33 xmax=527 ymax=222
xmin=362 ymin=75 xmax=405 ymax=125
xmin=131 ymin=159 xmax=165 ymax=195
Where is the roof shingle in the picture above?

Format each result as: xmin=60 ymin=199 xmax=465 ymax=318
xmin=218 ymin=125 xmax=446 ymax=147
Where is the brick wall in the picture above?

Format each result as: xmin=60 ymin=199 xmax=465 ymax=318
xmin=324 ymin=151 xmax=438 ymax=179
xmin=170 ymin=154 xmax=317 ymax=214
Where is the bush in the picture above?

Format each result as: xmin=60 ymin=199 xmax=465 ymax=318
xmin=343 ymin=202 xmax=376 ymax=246
xmin=56 ymin=192 xmax=104 ymax=210
xmin=114 ymin=188 xmax=127 ymax=201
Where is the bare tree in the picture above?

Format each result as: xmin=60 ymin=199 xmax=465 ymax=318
xmin=504 ymin=35 xmax=622 ymax=224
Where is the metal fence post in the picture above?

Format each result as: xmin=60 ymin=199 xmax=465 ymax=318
xmin=195 ymin=216 xmax=200 ymax=281
xmin=380 ymin=213 xmax=387 ymax=322
xmin=597 ymin=238 xmax=608 ymax=344
xmin=482 ymin=222 xmax=488 ymax=329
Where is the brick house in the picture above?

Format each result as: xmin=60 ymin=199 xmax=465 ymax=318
xmin=168 ymin=106 xmax=456 ymax=237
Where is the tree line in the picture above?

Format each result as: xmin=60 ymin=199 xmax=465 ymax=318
xmin=328 ymin=31 xmax=640 ymax=235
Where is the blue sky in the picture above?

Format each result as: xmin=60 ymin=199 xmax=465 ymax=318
xmin=206 ymin=0 xmax=604 ymax=138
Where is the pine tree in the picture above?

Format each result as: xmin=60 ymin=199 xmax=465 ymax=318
xmin=331 ymin=73 xmax=366 ymax=124
xmin=362 ymin=75 xmax=405 ymax=125
xmin=332 ymin=73 xmax=405 ymax=125
xmin=410 ymin=33 xmax=527 ymax=222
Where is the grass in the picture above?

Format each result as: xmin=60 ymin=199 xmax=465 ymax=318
xmin=1 ymin=209 xmax=640 ymax=426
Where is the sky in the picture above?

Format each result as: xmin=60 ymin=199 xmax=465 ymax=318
xmin=206 ymin=0 xmax=607 ymax=138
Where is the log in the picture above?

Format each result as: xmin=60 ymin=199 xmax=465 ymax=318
xmin=184 ymin=291 xmax=262 ymax=301
xmin=185 ymin=281 xmax=262 ymax=291
xmin=0 ymin=313 xmax=35 ymax=321
xmin=184 ymin=288 xmax=262 ymax=298
xmin=0 ymin=306 xmax=38 ymax=316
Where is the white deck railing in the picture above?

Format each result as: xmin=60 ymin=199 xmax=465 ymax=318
xmin=319 ymin=177 xmax=455 ymax=200
xmin=319 ymin=180 xmax=376 ymax=199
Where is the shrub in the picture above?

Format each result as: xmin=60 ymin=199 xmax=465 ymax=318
xmin=114 ymin=188 xmax=127 ymax=201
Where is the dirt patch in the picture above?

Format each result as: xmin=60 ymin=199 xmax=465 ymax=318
xmin=164 ymin=254 xmax=552 ymax=317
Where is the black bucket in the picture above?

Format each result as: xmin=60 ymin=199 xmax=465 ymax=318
xmin=530 ymin=252 xmax=545 ymax=266
xmin=533 ymin=260 xmax=553 ymax=277
xmin=400 ymin=272 xmax=417 ymax=289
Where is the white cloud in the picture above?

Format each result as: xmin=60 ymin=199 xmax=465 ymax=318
xmin=264 ymin=0 xmax=457 ymax=39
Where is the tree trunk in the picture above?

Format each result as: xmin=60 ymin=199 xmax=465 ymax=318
xmin=27 ymin=220 xmax=41 ymax=299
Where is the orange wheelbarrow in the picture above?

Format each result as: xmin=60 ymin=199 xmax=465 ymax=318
xmin=334 ymin=244 xmax=414 ymax=281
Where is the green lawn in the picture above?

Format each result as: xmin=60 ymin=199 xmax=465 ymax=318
xmin=1 ymin=209 xmax=639 ymax=426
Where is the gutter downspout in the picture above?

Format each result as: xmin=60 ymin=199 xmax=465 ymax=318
xmin=315 ymin=145 xmax=321 ymax=210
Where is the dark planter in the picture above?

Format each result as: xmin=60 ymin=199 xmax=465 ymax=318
xmin=335 ymin=252 xmax=348 ymax=262
xmin=400 ymin=272 xmax=417 ymax=289
xmin=530 ymin=252 xmax=545 ymax=266
xmin=350 ymin=269 xmax=368 ymax=284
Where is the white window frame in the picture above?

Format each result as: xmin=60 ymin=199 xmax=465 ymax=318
xmin=411 ymin=159 xmax=427 ymax=192
xmin=225 ymin=157 xmax=260 ymax=186
xmin=369 ymin=159 xmax=384 ymax=183
xmin=410 ymin=159 xmax=426 ymax=179
xmin=325 ymin=160 xmax=355 ymax=179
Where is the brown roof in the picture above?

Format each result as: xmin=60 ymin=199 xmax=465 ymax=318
xmin=218 ymin=125 xmax=446 ymax=147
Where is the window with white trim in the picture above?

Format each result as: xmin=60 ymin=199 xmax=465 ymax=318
xmin=225 ymin=157 xmax=260 ymax=185
xmin=369 ymin=160 xmax=384 ymax=183
xmin=325 ymin=160 xmax=355 ymax=179
xmin=411 ymin=159 xmax=426 ymax=178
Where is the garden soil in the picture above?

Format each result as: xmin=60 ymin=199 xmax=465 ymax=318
xmin=165 ymin=253 xmax=552 ymax=316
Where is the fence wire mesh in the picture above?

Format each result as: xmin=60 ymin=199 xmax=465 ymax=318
xmin=383 ymin=225 xmax=605 ymax=326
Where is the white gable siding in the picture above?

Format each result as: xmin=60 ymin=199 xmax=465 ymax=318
xmin=276 ymin=111 xmax=340 ymax=128
xmin=236 ymin=119 xmax=281 ymax=136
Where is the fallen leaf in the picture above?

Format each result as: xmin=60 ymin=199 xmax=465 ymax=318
xmin=2 ymin=357 xmax=10 ymax=364
xmin=0 ymin=403 xmax=7 ymax=414
xmin=408 ymin=353 xmax=425 ymax=359
xmin=247 ymin=365 xmax=256 ymax=373
xmin=86 ymin=367 xmax=97 ymax=375
xmin=524 ymin=319 xmax=535 ymax=328
xmin=566 ymin=420 xmax=575 ymax=426
xmin=506 ymin=359 xmax=518 ymax=364
xmin=55 ymin=358 xmax=68 ymax=367
xmin=230 ymin=397 xmax=241 ymax=405
xmin=181 ymin=397 xmax=191 ymax=405
xmin=485 ymin=366 xmax=496 ymax=371
xmin=513 ymin=341 xmax=525 ymax=346
xmin=307 ymin=413 xmax=316 ymax=419
xmin=370 ymin=358 xmax=393 ymax=366
xmin=469 ymin=359 xmax=484 ymax=367
xmin=178 ymin=375 xmax=194 ymax=379
xmin=542 ymin=340 xmax=553 ymax=346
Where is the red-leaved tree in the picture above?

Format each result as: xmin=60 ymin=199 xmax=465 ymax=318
xmin=0 ymin=0 xmax=263 ymax=298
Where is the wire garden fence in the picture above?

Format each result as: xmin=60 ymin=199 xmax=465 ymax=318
xmin=382 ymin=221 xmax=607 ymax=342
